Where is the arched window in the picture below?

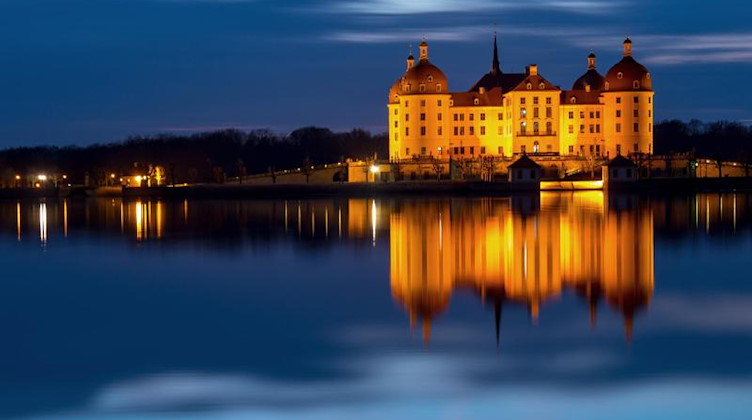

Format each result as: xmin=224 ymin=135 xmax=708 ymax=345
xmin=533 ymin=141 xmax=540 ymax=153
xmin=633 ymin=80 xmax=640 ymax=89
xmin=527 ymin=83 xmax=533 ymax=90
xmin=436 ymin=84 xmax=442 ymax=92
xmin=539 ymin=83 xmax=545 ymax=89
xmin=546 ymin=121 xmax=552 ymax=134
xmin=427 ymin=75 xmax=433 ymax=82
xmin=571 ymin=97 xmax=577 ymax=104
xmin=533 ymin=122 xmax=539 ymax=134
xmin=520 ymin=121 xmax=527 ymax=134
xmin=617 ymin=72 xmax=624 ymax=79
xmin=473 ymin=98 xmax=479 ymax=105
xmin=419 ymin=84 xmax=426 ymax=92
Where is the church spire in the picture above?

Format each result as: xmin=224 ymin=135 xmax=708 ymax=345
xmin=491 ymin=33 xmax=501 ymax=75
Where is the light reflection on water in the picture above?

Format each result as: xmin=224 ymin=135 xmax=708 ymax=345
xmin=1 ymin=193 xmax=752 ymax=419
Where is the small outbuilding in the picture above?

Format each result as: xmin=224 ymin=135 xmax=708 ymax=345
xmin=603 ymin=155 xmax=638 ymax=185
xmin=508 ymin=155 xmax=542 ymax=185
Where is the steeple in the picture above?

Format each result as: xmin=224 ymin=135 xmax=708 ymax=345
xmin=491 ymin=34 xmax=501 ymax=75
xmin=623 ymin=37 xmax=633 ymax=57
xmin=419 ymin=38 xmax=429 ymax=62
xmin=406 ymin=45 xmax=415 ymax=71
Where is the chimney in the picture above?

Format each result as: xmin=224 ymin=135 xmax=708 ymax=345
xmin=527 ymin=64 xmax=538 ymax=76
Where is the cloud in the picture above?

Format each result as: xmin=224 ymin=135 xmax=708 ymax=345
xmin=326 ymin=0 xmax=621 ymax=15
xmin=648 ymin=294 xmax=752 ymax=332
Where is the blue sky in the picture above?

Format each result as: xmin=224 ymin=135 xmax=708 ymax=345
xmin=0 ymin=0 xmax=751 ymax=146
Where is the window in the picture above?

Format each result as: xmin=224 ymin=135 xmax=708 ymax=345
xmin=546 ymin=97 xmax=552 ymax=105
xmin=648 ymin=97 xmax=652 ymax=104
xmin=596 ymin=124 xmax=600 ymax=133
xmin=568 ymin=145 xmax=574 ymax=154
xmin=534 ymin=108 xmax=539 ymax=118
xmin=454 ymin=127 xmax=459 ymax=135
xmin=521 ymin=145 xmax=526 ymax=153
xmin=406 ymin=147 xmax=410 ymax=155
xmin=634 ymin=143 xmax=639 ymax=152
xmin=393 ymin=109 xmax=398 ymax=115
xmin=460 ymin=127 xmax=465 ymax=135
xmin=533 ymin=97 xmax=539 ymax=105
xmin=648 ymin=110 xmax=652 ymax=117
xmin=568 ymin=124 xmax=574 ymax=134
xmin=533 ymin=141 xmax=540 ymax=153
xmin=498 ymin=146 xmax=503 ymax=155
xmin=589 ymin=124 xmax=594 ymax=134
xmin=438 ymin=113 xmax=442 ymax=121
xmin=469 ymin=113 xmax=475 ymax=121
xmin=634 ymin=123 xmax=639 ymax=132
xmin=649 ymin=123 xmax=653 ymax=132
xmin=533 ymin=122 xmax=540 ymax=134
xmin=394 ymin=121 xmax=398 ymax=128
xmin=521 ymin=98 xmax=526 ymax=105
xmin=498 ymin=126 xmax=503 ymax=135
xmin=634 ymin=110 xmax=639 ymax=118
xmin=460 ymin=147 xmax=465 ymax=154
xmin=520 ymin=121 xmax=527 ymax=135
xmin=546 ymin=107 xmax=552 ymax=118
xmin=436 ymin=84 xmax=442 ymax=92
xmin=617 ymin=72 xmax=623 ymax=79
xmin=405 ymin=114 xmax=409 ymax=121
xmin=527 ymin=83 xmax=533 ymax=90
xmin=480 ymin=113 xmax=486 ymax=121
xmin=596 ymin=111 xmax=601 ymax=118
xmin=427 ymin=76 xmax=433 ymax=82
xmin=438 ymin=127 xmax=442 ymax=135
xmin=546 ymin=121 xmax=552 ymax=134
xmin=539 ymin=83 xmax=545 ymax=89
xmin=568 ymin=111 xmax=574 ymax=119
xmin=453 ymin=113 xmax=458 ymax=121
xmin=616 ymin=97 xmax=622 ymax=104
xmin=420 ymin=147 xmax=426 ymax=155
xmin=521 ymin=108 xmax=527 ymax=118
xmin=474 ymin=98 xmax=479 ymax=105
xmin=571 ymin=97 xmax=577 ymax=104
xmin=469 ymin=147 xmax=475 ymax=155
xmin=469 ymin=127 xmax=475 ymax=135
xmin=420 ymin=113 xmax=426 ymax=121
xmin=405 ymin=127 xmax=409 ymax=136
xmin=616 ymin=110 xmax=621 ymax=118
xmin=498 ymin=113 xmax=503 ymax=120
xmin=419 ymin=84 xmax=425 ymax=92
xmin=420 ymin=127 xmax=426 ymax=136
xmin=481 ymin=146 xmax=486 ymax=154
xmin=616 ymin=144 xmax=621 ymax=155
xmin=480 ymin=126 xmax=486 ymax=135
xmin=633 ymin=81 xmax=640 ymax=89
xmin=453 ymin=147 xmax=459 ymax=154
xmin=437 ymin=100 xmax=442 ymax=106
xmin=420 ymin=100 xmax=426 ymax=107
xmin=460 ymin=114 xmax=465 ymax=121
xmin=579 ymin=124 xmax=585 ymax=134
xmin=589 ymin=111 xmax=595 ymax=119
xmin=616 ymin=123 xmax=622 ymax=133
xmin=595 ymin=145 xmax=600 ymax=153
xmin=634 ymin=97 xmax=639 ymax=104
xmin=580 ymin=111 xmax=585 ymax=119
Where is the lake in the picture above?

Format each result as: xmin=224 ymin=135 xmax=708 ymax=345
xmin=1 ymin=193 xmax=751 ymax=419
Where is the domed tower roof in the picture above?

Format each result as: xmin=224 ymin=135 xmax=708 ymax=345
xmin=572 ymin=52 xmax=605 ymax=91
xmin=388 ymin=78 xmax=402 ymax=104
xmin=399 ymin=39 xmax=449 ymax=95
xmin=604 ymin=38 xmax=653 ymax=92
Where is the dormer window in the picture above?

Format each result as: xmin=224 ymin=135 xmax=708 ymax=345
xmin=633 ymin=80 xmax=640 ymax=89
xmin=617 ymin=72 xmax=624 ymax=79
xmin=539 ymin=83 xmax=545 ymax=89
xmin=527 ymin=83 xmax=533 ymax=90
xmin=427 ymin=75 xmax=433 ymax=82
xmin=419 ymin=84 xmax=426 ymax=92
xmin=436 ymin=84 xmax=442 ymax=92
xmin=479 ymin=87 xmax=486 ymax=94
xmin=646 ymin=73 xmax=651 ymax=80
xmin=605 ymin=82 xmax=610 ymax=90
xmin=474 ymin=98 xmax=480 ymax=105
xmin=406 ymin=84 xmax=411 ymax=92
xmin=571 ymin=97 xmax=577 ymax=104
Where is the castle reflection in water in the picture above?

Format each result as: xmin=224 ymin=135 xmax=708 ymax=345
xmin=2 ymin=193 xmax=751 ymax=344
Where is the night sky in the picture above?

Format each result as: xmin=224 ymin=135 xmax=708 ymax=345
xmin=0 ymin=0 xmax=750 ymax=147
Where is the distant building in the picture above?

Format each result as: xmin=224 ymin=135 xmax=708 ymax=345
xmin=387 ymin=37 xmax=654 ymax=160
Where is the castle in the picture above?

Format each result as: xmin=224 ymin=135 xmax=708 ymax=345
xmin=387 ymin=37 xmax=654 ymax=160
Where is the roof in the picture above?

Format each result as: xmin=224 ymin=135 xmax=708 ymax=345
xmin=509 ymin=73 xmax=560 ymax=92
xmin=400 ymin=61 xmax=449 ymax=95
xmin=451 ymin=88 xmax=503 ymax=106
xmin=607 ymin=155 xmax=637 ymax=167
xmin=509 ymin=155 xmax=541 ymax=169
xmin=572 ymin=69 xmax=605 ymax=91
xmin=561 ymin=90 xmax=603 ymax=105
xmin=605 ymin=56 xmax=652 ymax=92
xmin=469 ymin=72 xmax=527 ymax=93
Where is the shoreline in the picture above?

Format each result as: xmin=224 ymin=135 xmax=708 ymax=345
xmin=2 ymin=177 xmax=752 ymax=200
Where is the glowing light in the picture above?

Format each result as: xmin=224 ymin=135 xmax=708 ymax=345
xmin=37 ymin=174 xmax=47 ymax=181
xmin=370 ymin=165 xmax=380 ymax=174
xmin=110 ymin=173 xmax=116 ymax=179
xmin=62 ymin=175 xmax=67 ymax=180
xmin=39 ymin=203 xmax=47 ymax=246
xmin=15 ymin=175 xmax=20 ymax=180
xmin=135 ymin=176 xmax=143 ymax=184
xmin=371 ymin=199 xmax=378 ymax=245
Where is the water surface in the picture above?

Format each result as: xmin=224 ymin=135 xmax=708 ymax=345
xmin=1 ymin=193 xmax=751 ymax=419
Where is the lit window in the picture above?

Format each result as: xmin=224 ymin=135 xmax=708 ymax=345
xmin=533 ymin=141 xmax=540 ymax=153
xmin=571 ymin=97 xmax=577 ymax=104
xmin=521 ymin=108 xmax=527 ymax=118
xmin=527 ymin=83 xmax=532 ymax=90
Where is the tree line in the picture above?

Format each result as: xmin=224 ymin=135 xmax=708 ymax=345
xmin=0 ymin=120 xmax=750 ymax=186
xmin=0 ymin=127 xmax=387 ymax=186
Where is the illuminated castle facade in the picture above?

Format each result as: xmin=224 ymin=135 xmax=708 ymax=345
xmin=387 ymin=37 xmax=654 ymax=160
